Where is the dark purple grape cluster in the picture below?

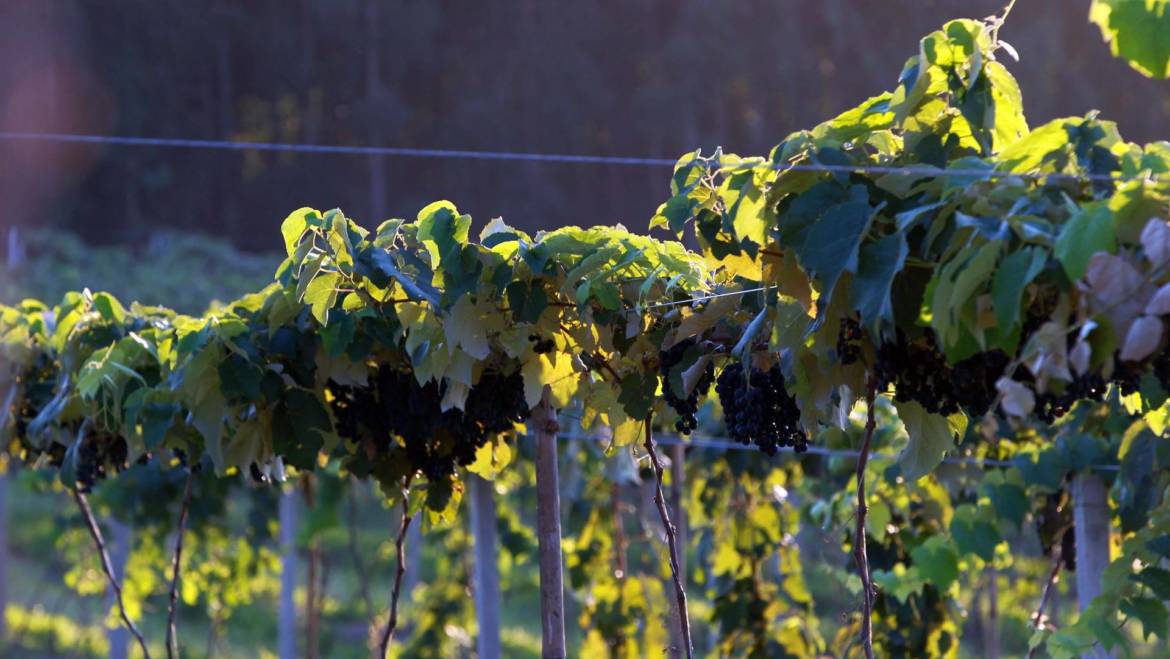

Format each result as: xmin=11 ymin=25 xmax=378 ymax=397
xmin=836 ymin=317 xmax=863 ymax=365
xmin=528 ymin=334 xmax=556 ymax=354
xmin=330 ymin=366 xmax=530 ymax=482
xmin=74 ymin=429 xmax=129 ymax=493
xmin=875 ymin=331 xmax=959 ymax=415
xmin=1033 ymin=372 xmax=1107 ymax=424
xmin=715 ymin=362 xmax=807 ymax=455
xmin=659 ymin=338 xmax=714 ymax=434
xmin=876 ymin=330 xmax=1013 ymax=418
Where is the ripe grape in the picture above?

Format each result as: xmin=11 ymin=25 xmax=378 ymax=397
xmin=659 ymin=338 xmax=714 ymax=435
xmin=715 ymin=362 xmax=807 ymax=455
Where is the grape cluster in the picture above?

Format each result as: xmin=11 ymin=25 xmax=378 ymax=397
xmin=715 ymin=362 xmax=807 ymax=455
xmin=1033 ymin=372 xmax=1107 ymax=424
xmin=74 ymin=429 xmax=129 ymax=493
xmin=658 ymin=338 xmax=715 ymax=434
xmin=330 ymin=365 xmax=530 ymax=482
xmin=836 ymin=317 xmax=863 ymax=365
xmin=876 ymin=331 xmax=1011 ymax=418
xmin=528 ymin=334 xmax=556 ymax=354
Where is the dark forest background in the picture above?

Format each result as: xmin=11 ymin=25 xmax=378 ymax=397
xmin=2 ymin=0 xmax=1169 ymax=252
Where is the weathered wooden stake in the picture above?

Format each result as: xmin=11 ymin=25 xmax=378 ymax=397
xmin=533 ymin=399 xmax=566 ymax=658
xmin=470 ymin=475 xmax=502 ymax=659
xmin=1073 ymin=473 xmax=1113 ymax=659
xmin=106 ymin=518 xmax=132 ymax=659
xmin=278 ymin=486 xmax=298 ymax=659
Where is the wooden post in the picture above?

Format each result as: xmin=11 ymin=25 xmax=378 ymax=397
xmin=1073 ymin=473 xmax=1113 ymax=659
xmin=985 ymin=566 xmax=999 ymax=659
xmin=278 ymin=486 xmax=298 ymax=659
xmin=0 ymin=470 xmax=7 ymax=644
xmin=533 ymin=399 xmax=566 ymax=658
xmin=470 ymin=475 xmax=502 ymax=659
xmin=106 ymin=518 xmax=131 ymax=659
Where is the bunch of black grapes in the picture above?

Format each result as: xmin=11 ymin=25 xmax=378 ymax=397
xmin=74 ymin=429 xmax=130 ymax=493
xmin=715 ymin=362 xmax=807 ymax=455
xmin=330 ymin=366 xmax=530 ymax=482
xmin=836 ymin=317 xmax=863 ymax=365
xmin=659 ymin=338 xmax=715 ymax=434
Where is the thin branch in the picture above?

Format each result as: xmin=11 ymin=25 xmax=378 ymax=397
xmin=378 ymin=479 xmax=414 ymax=658
xmin=643 ymin=421 xmax=693 ymax=659
xmin=165 ymin=469 xmax=196 ymax=659
xmin=73 ymin=489 xmax=152 ymax=659
xmin=854 ymin=375 xmax=878 ymax=659
xmin=1026 ymin=538 xmax=1066 ymax=659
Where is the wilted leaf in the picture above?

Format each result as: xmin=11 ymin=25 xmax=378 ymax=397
xmin=1146 ymin=282 xmax=1170 ymax=315
xmin=1142 ymin=218 xmax=1170 ymax=268
xmin=1121 ymin=315 xmax=1164 ymax=361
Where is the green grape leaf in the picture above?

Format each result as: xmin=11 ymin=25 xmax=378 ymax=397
xmin=949 ymin=504 xmax=1001 ymax=561
xmin=1091 ymin=0 xmax=1170 ymax=78
xmin=849 ymin=231 xmax=908 ymax=336
xmin=1133 ymin=566 xmax=1170 ymax=601
xmin=992 ymin=246 xmax=1048 ymax=331
xmin=302 ymin=271 xmax=340 ymax=326
xmin=909 ymin=536 xmax=960 ymax=591
xmin=280 ymin=207 xmax=320 ymax=256
xmin=1055 ymin=205 xmax=1115 ymax=281
xmin=794 ymin=190 xmax=877 ymax=327
xmin=895 ymin=399 xmax=960 ymax=482
xmin=446 ymin=296 xmax=492 ymax=360
xmin=618 ymin=371 xmax=657 ymax=421
xmin=1121 ymin=596 xmax=1169 ymax=641
xmin=272 ymin=388 xmax=332 ymax=470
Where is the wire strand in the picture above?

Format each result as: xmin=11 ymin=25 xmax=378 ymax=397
xmin=1 ymin=131 xmax=1165 ymax=185
xmin=550 ymin=430 xmax=1120 ymax=473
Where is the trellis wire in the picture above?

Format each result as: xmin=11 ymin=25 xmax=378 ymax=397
xmin=1 ymin=130 xmax=1165 ymax=185
xmin=551 ymin=430 xmax=1121 ymax=473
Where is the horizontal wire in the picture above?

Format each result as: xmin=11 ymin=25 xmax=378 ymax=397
xmin=0 ymin=131 xmax=677 ymax=167
xmin=549 ymin=430 xmax=1120 ymax=472
xmin=643 ymin=286 xmax=772 ymax=310
xmin=1 ymin=131 xmax=1165 ymax=185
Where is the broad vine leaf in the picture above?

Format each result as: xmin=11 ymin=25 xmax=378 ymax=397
xmin=1054 ymin=205 xmax=1115 ymax=281
xmin=850 ymin=231 xmax=908 ymax=336
xmin=446 ymin=297 xmax=492 ymax=360
xmin=909 ymin=536 xmax=959 ymax=591
xmin=1121 ymin=596 xmax=1169 ymax=641
xmin=1091 ymin=0 xmax=1170 ymax=78
xmin=895 ymin=399 xmax=960 ymax=481
xmin=795 ymin=191 xmax=876 ymax=328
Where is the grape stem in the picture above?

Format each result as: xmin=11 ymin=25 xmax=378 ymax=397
xmin=854 ymin=375 xmax=877 ymax=659
xmin=73 ymin=487 xmax=153 ymax=659
xmin=165 ymin=468 xmax=196 ymax=659
xmin=378 ymin=477 xmax=414 ymax=658
xmin=643 ymin=421 xmax=693 ymax=659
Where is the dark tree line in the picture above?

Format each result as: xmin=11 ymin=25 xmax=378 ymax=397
xmin=1 ymin=0 xmax=1168 ymax=250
